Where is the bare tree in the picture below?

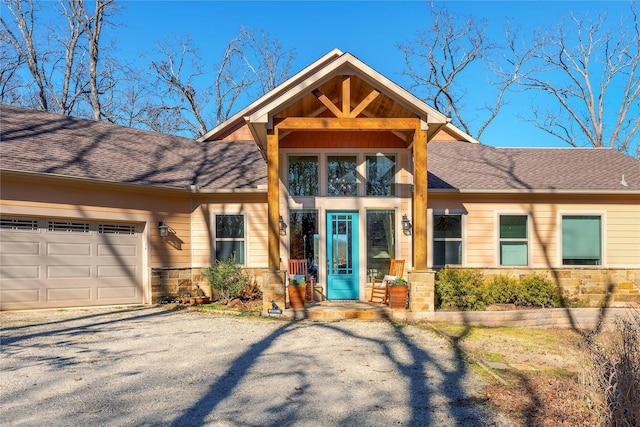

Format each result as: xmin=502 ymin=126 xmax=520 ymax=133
xmin=516 ymin=3 xmax=640 ymax=157
xmin=399 ymin=2 xmax=518 ymax=140
xmin=0 ymin=40 xmax=25 ymax=104
xmin=1 ymin=0 xmax=49 ymax=110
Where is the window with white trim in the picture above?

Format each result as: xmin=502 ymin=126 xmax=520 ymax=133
xmin=562 ymin=215 xmax=602 ymax=265
xmin=366 ymin=154 xmax=396 ymax=196
xmin=499 ymin=215 xmax=528 ymax=266
xmin=288 ymin=155 xmax=318 ymax=196
xmin=215 ymin=214 xmax=245 ymax=264
xmin=327 ymin=155 xmax=357 ymax=196
xmin=433 ymin=214 xmax=462 ymax=266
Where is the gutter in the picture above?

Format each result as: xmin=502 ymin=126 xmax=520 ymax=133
xmin=428 ymin=188 xmax=640 ymax=195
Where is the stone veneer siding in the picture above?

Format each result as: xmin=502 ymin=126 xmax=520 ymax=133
xmin=444 ymin=267 xmax=640 ymax=308
xmin=151 ymin=267 xmax=265 ymax=303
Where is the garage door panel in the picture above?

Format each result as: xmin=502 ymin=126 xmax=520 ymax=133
xmin=0 ymin=288 xmax=40 ymax=304
xmin=97 ymin=286 xmax=138 ymax=300
xmin=47 ymin=265 xmax=92 ymax=278
xmin=98 ymin=265 xmax=137 ymax=278
xmin=97 ymin=243 xmax=137 ymax=257
xmin=47 ymin=287 xmax=92 ymax=301
xmin=0 ymin=240 xmax=40 ymax=255
xmin=1 ymin=217 xmax=144 ymax=310
xmin=47 ymin=242 xmax=92 ymax=256
xmin=0 ymin=265 xmax=40 ymax=279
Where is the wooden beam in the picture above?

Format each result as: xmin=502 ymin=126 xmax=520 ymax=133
xmin=312 ymin=89 xmax=343 ymax=118
xmin=413 ymin=128 xmax=428 ymax=270
xmin=277 ymin=117 xmax=420 ymax=131
xmin=267 ymin=129 xmax=280 ymax=271
xmin=342 ymin=76 xmax=350 ymax=117
xmin=349 ymin=89 xmax=380 ymax=118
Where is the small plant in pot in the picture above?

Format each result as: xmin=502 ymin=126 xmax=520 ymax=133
xmin=288 ymin=276 xmax=306 ymax=309
xmin=388 ymin=277 xmax=408 ymax=309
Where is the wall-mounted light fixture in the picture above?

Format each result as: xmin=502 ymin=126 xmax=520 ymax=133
xmin=401 ymin=214 xmax=412 ymax=236
xmin=279 ymin=215 xmax=287 ymax=236
xmin=158 ymin=220 xmax=170 ymax=237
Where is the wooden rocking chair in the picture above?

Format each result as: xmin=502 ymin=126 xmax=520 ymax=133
xmin=288 ymin=259 xmax=315 ymax=303
xmin=369 ymin=259 xmax=405 ymax=305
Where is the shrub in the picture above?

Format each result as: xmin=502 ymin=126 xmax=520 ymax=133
xmin=435 ymin=267 xmax=486 ymax=311
xmin=580 ymin=311 xmax=640 ymax=426
xmin=482 ymin=274 xmax=522 ymax=305
xmin=203 ymin=256 xmax=250 ymax=301
xmin=518 ymin=274 xmax=562 ymax=308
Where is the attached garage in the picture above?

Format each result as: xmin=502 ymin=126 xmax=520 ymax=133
xmin=0 ymin=216 xmax=144 ymax=310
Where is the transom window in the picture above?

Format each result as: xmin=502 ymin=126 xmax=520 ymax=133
xmin=215 ymin=214 xmax=245 ymax=264
xmin=327 ymin=155 xmax=358 ymax=196
xmin=562 ymin=215 xmax=601 ymax=265
xmin=288 ymin=155 xmax=318 ymax=196
xmin=499 ymin=215 xmax=528 ymax=266
xmin=433 ymin=214 xmax=462 ymax=266
xmin=366 ymin=155 xmax=396 ymax=196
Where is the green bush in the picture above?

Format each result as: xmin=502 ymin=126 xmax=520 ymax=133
xmin=435 ymin=267 xmax=486 ymax=311
xmin=482 ymin=274 xmax=522 ymax=305
xmin=435 ymin=270 xmax=563 ymax=310
xmin=518 ymin=274 xmax=561 ymax=308
xmin=203 ymin=256 xmax=250 ymax=301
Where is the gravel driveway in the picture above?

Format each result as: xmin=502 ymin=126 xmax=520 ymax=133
xmin=1 ymin=306 xmax=508 ymax=426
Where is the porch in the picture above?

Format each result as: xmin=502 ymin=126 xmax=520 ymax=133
xmin=265 ymin=300 xmax=405 ymax=321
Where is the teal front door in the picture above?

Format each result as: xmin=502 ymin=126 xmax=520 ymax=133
xmin=327 ymin=211 xmax=359 ymax=299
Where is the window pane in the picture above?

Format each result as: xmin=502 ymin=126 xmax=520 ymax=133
xmin=289 ymin=156 xmax=318 ymax=196
xmin=562 ymin=216 xmax=601 ymax=264
xmin=434 ymin=241 xmax=462 ymax=265
xmin=216 ymin=215 xmax=244 ymax=238
xmin=500 ymin=215 xmax=527 ymax=238
xmin=500 ymin=242 xmax=528 ymax=266
xmin=327 ymin=156 xmax=357 ymax=196
xmin=434 ymin=215 xmax=462 ymax=238
xmin=215 ymin=241 xmax=245 ymax=264
xmin=366 ymin=210 xmax=395 ymax=281
xmin=366 ymin=155 xmax=395 ymax=196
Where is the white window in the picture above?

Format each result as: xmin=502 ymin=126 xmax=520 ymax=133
xmin=366 ymin=154 xmax=396 ymax=196
xmin=433 ymin=214 xmax=462 ymax=266
xmin=215 ymin=214 xmax=245 ymax=264
xmin=499 ymin=215 xmax=528 ymax=266
xmin=288 ymin=155 xmax=318 ymax=196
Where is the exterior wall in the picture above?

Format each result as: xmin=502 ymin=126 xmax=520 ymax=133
xmin=1 ymin=173 xmax=193 ymax=269
xmin=190 ymin=194 xmax=269 ymax=269
xmin=428 ymin=193 xmax=640 ymax=269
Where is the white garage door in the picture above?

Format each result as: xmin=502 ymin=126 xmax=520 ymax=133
xmin=0 ymin=217 xmax=144 ymax=310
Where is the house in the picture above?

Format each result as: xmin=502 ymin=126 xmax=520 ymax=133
xmin=2 ymin=49 xmax=639 ymax=313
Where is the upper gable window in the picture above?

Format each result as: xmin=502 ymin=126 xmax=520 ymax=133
xmin=327 ymin=155 xmax=357 ymax=196
xmin=366 ymin=155 xmax=396 ymax=196
xmin=288 ymin=155 xmax=318 ymax=197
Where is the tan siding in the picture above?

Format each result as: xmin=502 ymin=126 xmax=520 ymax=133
xmin=429 ymin=194 xmax=640 ymax=268
xmin=190 ymin=199 xmax=268 ymax=268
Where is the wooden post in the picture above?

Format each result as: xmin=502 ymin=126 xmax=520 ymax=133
xmin=413 ymin=128 xmax=428 ymax=270
xmin=267 ymin=129 xmax=280 ymax=271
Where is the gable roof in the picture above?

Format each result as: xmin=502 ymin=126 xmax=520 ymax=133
xmin=1 ymin=105 xmax=266 ymax=191
xmin=428 ymin=141 xmax=640 ymax=193
xmin=199 ymin=50 xmax=452 ymax=150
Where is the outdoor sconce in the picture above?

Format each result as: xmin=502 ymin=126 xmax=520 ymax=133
xmin=158 ymin=220 xmax=170 ymax=238
xmin=279 ymin=215 xmax=287 ymax=236
xmin=401 ymin=214 xmax=412 ymax=236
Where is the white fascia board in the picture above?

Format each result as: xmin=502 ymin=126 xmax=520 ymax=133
xmin=198 ymin=49 xmax=344 ymax=142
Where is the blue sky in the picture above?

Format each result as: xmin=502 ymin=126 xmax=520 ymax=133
xmin=51 ymin=1 xmax=633 ymax=148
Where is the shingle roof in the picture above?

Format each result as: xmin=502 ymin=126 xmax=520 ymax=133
xmin=0 ymin=105 xmax=267 ymax=190
xmin=428 ymin=141 xmax=640 ymax=192
xmin=2 ymin=105 xmax=638 ymax=193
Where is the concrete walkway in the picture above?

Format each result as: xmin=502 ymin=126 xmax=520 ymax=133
xmin=1 ymin=306 xmax=509 ymax=426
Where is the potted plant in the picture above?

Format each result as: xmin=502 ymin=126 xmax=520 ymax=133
xmin=388 ymin=277 xmax=408 ymax=309
xmin=288 ymin=276 xmax=306 ymax=309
